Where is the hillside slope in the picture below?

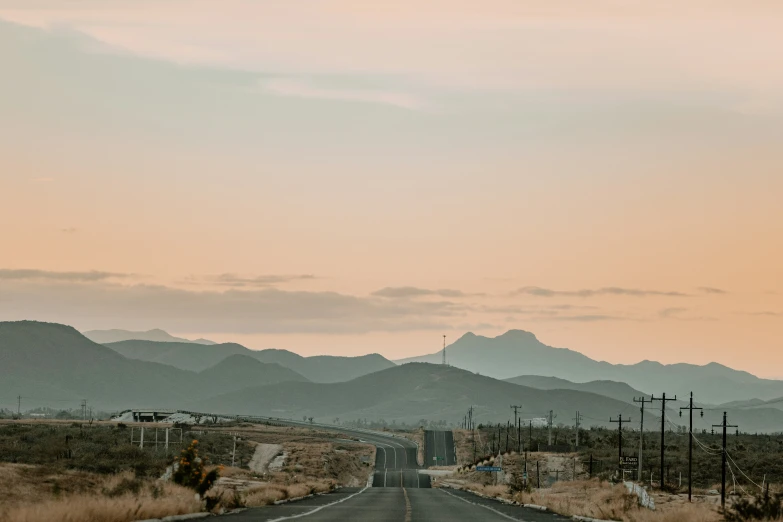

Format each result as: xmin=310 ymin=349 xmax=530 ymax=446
xmin=505 ymin=375 xmax=651 ymax=405
xmin=195 ymin=362 xmax=650 ymax=427
xmin=0 ymin=321 xmax=306 ymax=410
xmin=198 ymin=354 xmax=309 ymax=393
xmin=105 ymin=340 xmax=396 ymax=383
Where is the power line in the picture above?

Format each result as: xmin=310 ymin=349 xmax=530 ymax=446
xmin=610 ymin=414 xmax=630 ymax=477
xmin=725 ymin=450 xmax=763 ymax=491
xmin=680 ymin=392 xmax=703 ymax=502
xmin=634 ymin=396 xmax=653 ymax=481
xmin=651 ymin=392 xmax=677 ymax=489
xmin=712 ymin=411 xmax=739 ymax=509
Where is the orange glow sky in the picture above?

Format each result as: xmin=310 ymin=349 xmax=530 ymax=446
xmin=0 ymin=1 xmax=781 ymax=376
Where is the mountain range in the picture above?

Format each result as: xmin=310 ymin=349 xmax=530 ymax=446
xmin=3 ymin=321 xmax=783 ymax=432
xmin=0 ymin=321 xmax=304 ymax=409
xmin=104 ymin=340 xmax=395 ymax=383
xmin=84 ymin=328 xmax=216 ymax=345
xmin=398 ymin=330 xmax=783 ymax=404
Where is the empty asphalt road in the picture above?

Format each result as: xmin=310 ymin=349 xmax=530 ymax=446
xmin=222 ymin=486 xmax=570 ymax=521
xmin=219 ymin=424 xmax=568 ymax=521
xmin=424 ymin=430 xmax=456 ymax=467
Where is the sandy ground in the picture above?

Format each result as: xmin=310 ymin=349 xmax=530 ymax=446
xmin=248 ymin=443 xmax=284 ymax=474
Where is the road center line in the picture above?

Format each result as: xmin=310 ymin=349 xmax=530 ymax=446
xmin=265 ymin=487 xmax=369 ymax=521
xmin=438 ymin=488 xmax=521 ymax=521
xmin=403 ymin=487 xmax=412 ymax=522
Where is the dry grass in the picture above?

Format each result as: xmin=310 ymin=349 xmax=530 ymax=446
xmin=452 ymin=429 xmax=476 ymax=466
xmin=0 ymin=467 xmax=200 ymax=522
xmin=512 ymin=480 xmax=722 ymax=522
xmin=243 ymin=480 xmax=336 ymax=507
xmin=440 ymin=474 xmax=723 ymax=522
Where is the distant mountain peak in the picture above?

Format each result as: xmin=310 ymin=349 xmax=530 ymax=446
xmin=83 ymin=328 xmax=216 ymax=345
xmin=497 ymin=329 xmax=539 ymax=341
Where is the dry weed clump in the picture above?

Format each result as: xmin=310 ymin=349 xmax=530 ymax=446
xmin=243 ymin=480 xmax=335 ymax=507
xmin=3 ymin=479 xmax=199 ymax=522
xmin=510 ymin=479 xmax=722 ymax=522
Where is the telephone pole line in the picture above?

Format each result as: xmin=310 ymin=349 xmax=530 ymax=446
xmin=651 ymin=392 xmax=677 ymax=488
xmin=510 ymin=405 xmax=522 ymax=429
xmin=17 ymin=395 xmax=21 ymax=417
xmin=712 ymin=412 xmax=738 ymax=509
xmin=633 ymin=396 xmax=652 ymax=481
xmin=610 ymin=414 xmax=630 ymax=478
xmin=680 ymin=392 xmax=703 ymax=502
xmin=547 ymin=410 xmax=556 ymax=446
xmin=573 ymin=411 xmax=582 ymax=450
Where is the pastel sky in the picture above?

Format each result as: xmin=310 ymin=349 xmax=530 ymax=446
xmin=1 ymin=1 xmax=781 ymax=376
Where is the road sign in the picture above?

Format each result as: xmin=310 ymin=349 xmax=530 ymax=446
xmin=620 ymin=456 xmax=638 ymax=467
xmin=433 ymin=456 xmax=444 ymax=461
xmin=476 ymin=466 xmax=502 ymax=472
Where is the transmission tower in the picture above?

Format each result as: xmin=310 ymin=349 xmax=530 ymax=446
xmin=442 ymin=335 xmax=447 ymax=365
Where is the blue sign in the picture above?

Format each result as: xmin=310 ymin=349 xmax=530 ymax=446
xmin=476 ymin=466 xmax=502 ymax=472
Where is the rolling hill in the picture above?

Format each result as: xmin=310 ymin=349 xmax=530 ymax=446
xmin=83 ymin=328 xmax=216 ymax=345
xmin=104 ymin=340 xmax=396 ymax=383
xmin=194 ymin=362 xmax=653 ymax=427
xmin=0 ymin=321 xmax=306 ymax=410
xmin=198 ymin=354 xmax=309 ymax=394
xmin=397 ymin=330 xmax=783 ymax=404
xmin=505 ymin=375 xmax=651 ymax=406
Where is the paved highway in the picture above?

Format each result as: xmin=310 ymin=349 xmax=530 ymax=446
xmin=223 ymin=486 xmax=569 ymax=521
xmin=219 ymin=425 xmax=568 ymax=521
xmin=424 ymin=430 xmax=456 ymax=467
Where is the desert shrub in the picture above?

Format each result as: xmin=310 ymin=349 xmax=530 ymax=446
xmin=103 ymin=477 xmax=144 ymax=497
xmin=725 ymin=490 xmax=783 ymax=521
xmin=172 ymin=440 xmax=220 ymax=497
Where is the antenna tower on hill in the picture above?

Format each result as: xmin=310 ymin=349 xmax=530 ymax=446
xmin=442 ymin=335 xmax=447 ymax=365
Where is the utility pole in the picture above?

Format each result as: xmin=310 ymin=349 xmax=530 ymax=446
xmin=680 ymin=392 xmax=703 ymax=502
xmin=510 ymin=405 xmax=522 ymax=431
xmin=633 ymin=396 xmax=652 ymax=482
xmin=547 ymin=410 xmax=556 ymax=446
xmin=610 ymin=414 xmax=630 ymax=477
xmin=573 ymin=411 xmax=582 ymax=450
xmin=651 ymin=393 xmax=676 ymax=488
xmin=17 ymin=395 xmax=21 ymax=417
xmin=442 ymin=335 xmax=447 ymax=366
xmin=529 ymin=420 xmax=533 ymax=450
xmin=506 ymin=421 xmax=511 ymax=453
xmin=713 ymin=412 xmax=738 ymax=509
xmin=517 ymin=417 xmax=522 ymax=453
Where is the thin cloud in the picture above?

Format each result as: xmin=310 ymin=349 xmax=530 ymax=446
xmin=659 ymin=307 xmax=718 ymax=321
xmin=546 ymin=314 xmax=627 ymax=322
xmin=697 ymin=287 xmax=728 ymax=294
xmin=372 ymin=286 xmax=478 ymax=299
xmin=0 ymin=268 xmax=129 ymax=282
xmin=0 ymin=281 xmax=466 ymax=334
xmin=740 ymin=311 xmax=781 ymax=317
xmin=659 ymin=307 xmax=688 ymax=318
xmin=261 ymin=77 xmax=424 ymax=111
xmin=196 ymin=273 xmax=317 ymax=288
xmin=513 ymin=286 xmax=689 ymax=298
